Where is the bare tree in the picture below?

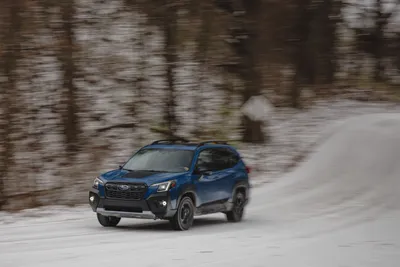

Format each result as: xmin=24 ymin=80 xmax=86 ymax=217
xmin=289 ymin=0 xmax=313 ymax=108
xmin=216 ymin=0 xmax=266 ymax=143
xmin=345 ymin=0 xmax=400 ymax=82
xmin=125 ymin=0 xmax=180 ymax=137
xmin=371 ymin=0 xmax=399 ymax=82
xmin=57 ymin=0 xmax=80 ymax=157
xmin=0 ymin=0 xmax=23 ymax=209
xmin=314 ymin=0 xmax=341 ymax=84
xmin=191 ymin=0 xmax=214 ymax=136
xmin=163 ymin=0 xmax=179 ymax=136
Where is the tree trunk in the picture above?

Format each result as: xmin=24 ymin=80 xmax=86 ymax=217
xmin=291 ymin=0 xmax=312 ymax=108
xmin=241 ymin=67 xmax=265 ymax=143
xmin=192 ymin=2 xmax=212 ymax=137
xmin=134 ymin=26 xmax=147 ymax=147
xmin=374 ymin=0 xmax=385 ymax=82
xmin=237 ymin=0 xmax=266 ymax=143
xmin=59 ymin=1 xmax=80 ymax=156
xmin=318 ymin=0 xmax=338 ymax=84
xmin=163 ymin=1 xmax=178 ymax=136
xmin=0 ymin=0 xmax=22 ymax=209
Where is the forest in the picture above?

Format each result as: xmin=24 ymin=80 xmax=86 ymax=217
xmin=0 ymin=0 xmax=399 ymax=210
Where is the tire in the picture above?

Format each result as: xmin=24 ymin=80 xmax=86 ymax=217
xmin=170 ymin=196 xmax=195 ymax=231
xmin=97 ymin=213 xmax=121 ymax=227
xmin=226 ymin=191 xmax=245 ymax=222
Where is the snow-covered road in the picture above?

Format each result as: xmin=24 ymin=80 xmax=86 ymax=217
xmin=1 ymin=113 xmax=400 ymax=267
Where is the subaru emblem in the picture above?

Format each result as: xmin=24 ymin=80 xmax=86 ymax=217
xmin=118 ymin=184 xmax=130 ymax=191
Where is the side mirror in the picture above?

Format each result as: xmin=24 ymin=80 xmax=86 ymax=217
xmin=193 ymin=167 xmax=201 ymax=175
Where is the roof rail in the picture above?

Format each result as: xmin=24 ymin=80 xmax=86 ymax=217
xmin=151 ymin=138 xmax=189 ymax=145
xmin=197 ymin=140 xmax=228 ymax=147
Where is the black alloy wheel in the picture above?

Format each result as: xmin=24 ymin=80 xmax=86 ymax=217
xmin=226 ymin=191 xmax=245 ymax=222
xmin=97 ymin=213 xmax=121 ymax=227
xmin=170 ymin=196 xmax=195 ymax=231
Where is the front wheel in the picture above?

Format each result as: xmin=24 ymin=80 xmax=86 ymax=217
xmin=170 ymin=196 xmax=195 ymax=231
xmin=226 ymin=191 xmax=246 ymax=222
xmin=97 ymin=213 xmax=121 ymax=227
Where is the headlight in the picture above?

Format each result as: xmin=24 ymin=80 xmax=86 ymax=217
xmin=93 ymin=177 xmax=104 ymax=189
xmin=151 ymin=180 xmax=176 ymax=192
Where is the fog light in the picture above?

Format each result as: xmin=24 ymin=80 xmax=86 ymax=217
xmin=162 ymin=201 xmax=167 ymax=206
xmin=89 ymin=192 xmax=99 ymax=211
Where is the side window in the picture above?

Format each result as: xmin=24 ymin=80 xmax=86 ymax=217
xmin=196 ymin=148 xmax=240 ymax=172
xmin=223 ymin=149 xmax=240 ymax=168
xmin=211 ymin=149 xmax=228 ymax=171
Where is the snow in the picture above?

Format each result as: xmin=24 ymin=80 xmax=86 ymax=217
xmin=237 ymin=99 xmax=400 ymax=184
xmin=1 ymin=112 xmax=400 ymax=266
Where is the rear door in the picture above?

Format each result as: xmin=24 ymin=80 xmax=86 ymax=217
xmin=208 ymin=148 xmax=240 ymax=202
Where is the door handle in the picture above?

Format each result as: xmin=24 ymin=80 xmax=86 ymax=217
xmin=198 ymin=174 xmax=213 ymax=182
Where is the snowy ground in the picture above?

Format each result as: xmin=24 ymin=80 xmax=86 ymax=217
xmin=235 ymin=99 xmax=400 ymax=184
xmin=1 ymin=112 xmax=400 ymax=267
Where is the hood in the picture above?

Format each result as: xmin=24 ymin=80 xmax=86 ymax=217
xmin=100 ymin=168 xmax=187 ymax=186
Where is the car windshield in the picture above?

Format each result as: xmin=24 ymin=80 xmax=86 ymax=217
xmin=123 ymin=148 xmax=194 ymax=173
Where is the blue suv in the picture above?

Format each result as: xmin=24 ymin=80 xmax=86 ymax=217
xmin=89 ymin=140 xmax=250 ymax=230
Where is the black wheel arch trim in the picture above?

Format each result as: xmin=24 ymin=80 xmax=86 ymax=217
xmin=230 ymin=180 xmax=250 ymax=202
xmin=177 ymin=184 xmax=199 ymax=208
xmin=89 ymin=188 xmax=100 ymax=195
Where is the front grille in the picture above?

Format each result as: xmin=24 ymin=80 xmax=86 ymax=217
xmin=105 ymin=182 xmax=147 ymax=200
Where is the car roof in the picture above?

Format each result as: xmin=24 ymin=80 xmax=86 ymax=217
xmin=144 ymin=144 xmax=199 ymax=151
xmin=142 ymin=140 xmax=236 ymax=152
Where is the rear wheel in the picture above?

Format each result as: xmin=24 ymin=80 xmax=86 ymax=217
xmin=97 ymin=213 xmax=121 ymax=227
xmin=226 ymin=191 xmax=245 ymax=222
xmin=170 ymin=196 xmax=195 ymax=231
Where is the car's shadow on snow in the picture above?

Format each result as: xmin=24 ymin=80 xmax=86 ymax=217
xmin=114 ymin=216 xmax=263 ymax=232
xmin=116 ymin=217 xmax=231 ymax=232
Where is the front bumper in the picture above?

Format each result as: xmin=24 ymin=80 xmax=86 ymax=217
xmin=96 ymin=208 xmax=157 ymax=219
xmin=89 ymin=188 xmax=177 ymax=219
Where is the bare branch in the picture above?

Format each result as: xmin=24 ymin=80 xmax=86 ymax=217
xmin=97 ymin=123 xmax=137 ymax=133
